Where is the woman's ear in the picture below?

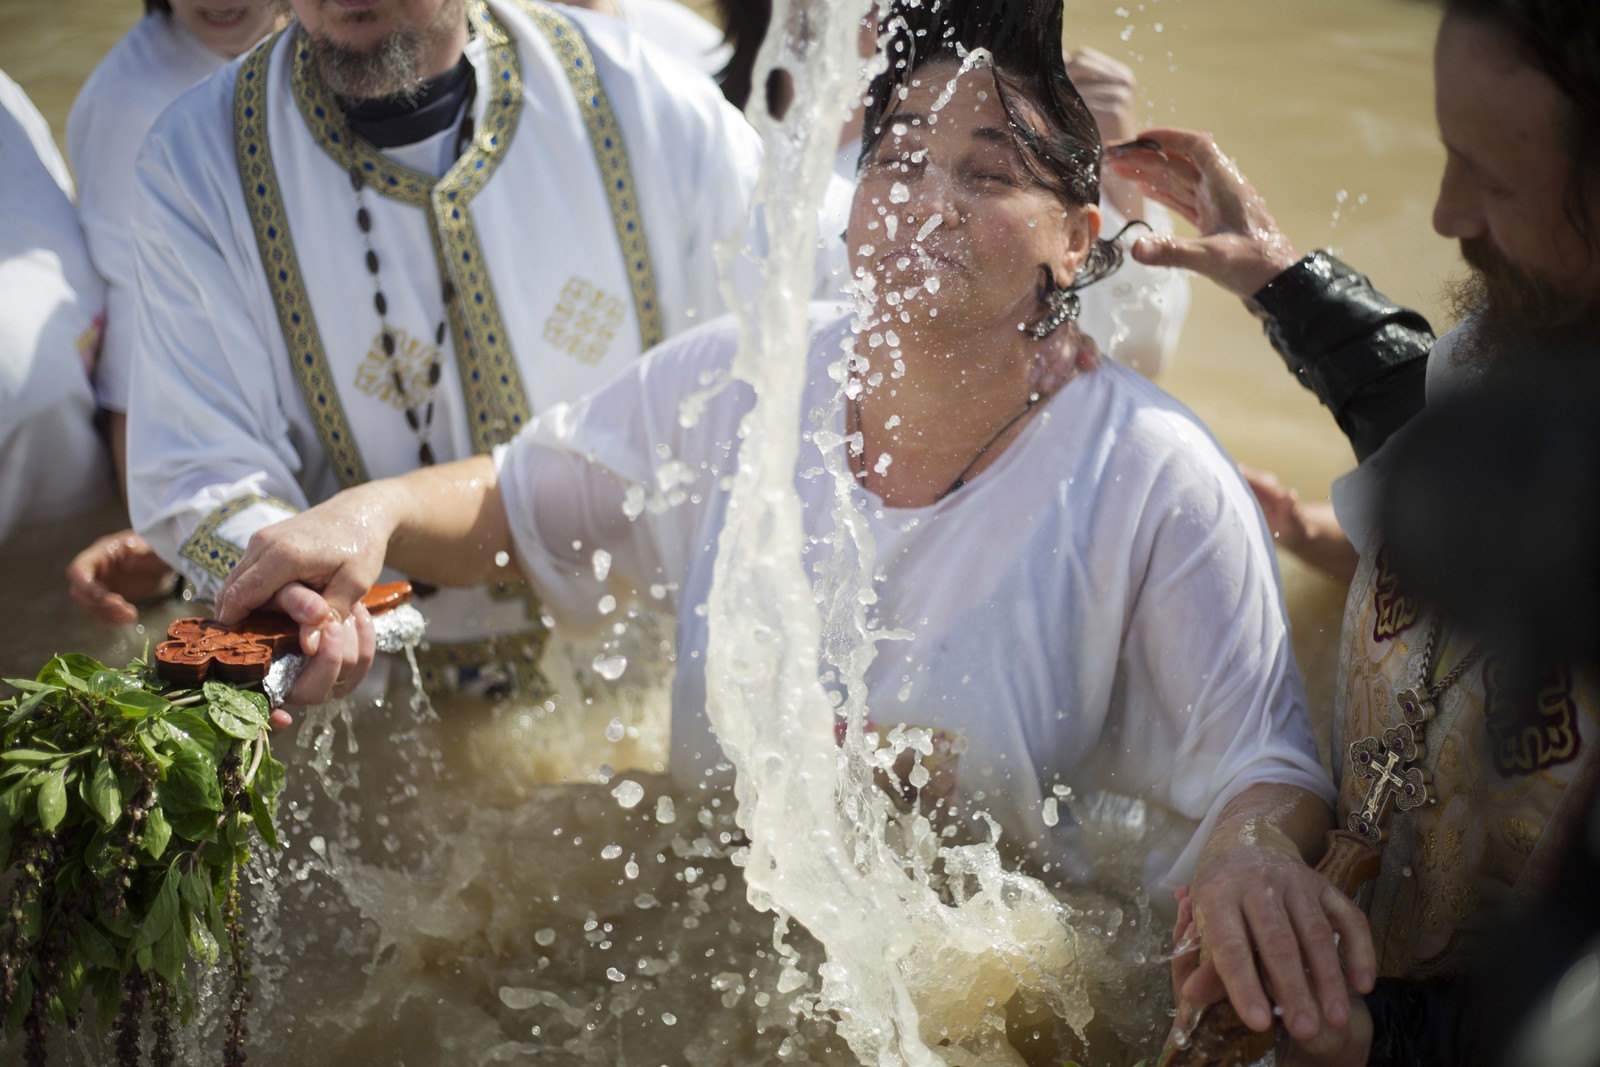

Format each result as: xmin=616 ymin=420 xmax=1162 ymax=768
xmin=1057 ymin=203 xmax=1101 ymax=280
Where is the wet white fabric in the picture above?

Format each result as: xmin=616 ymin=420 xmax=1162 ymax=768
xmin=497 ymin=307 xmax=1331 ymax=890
xmin=0 ymin=71 xmax=113 ymax=542
xmin=825 ymin=143 xmax=1191 ymax=378
xmin=68 ymin=12 xmax=228 ymax=413
xmin=126 ymin=1 xmax=763 ymax=646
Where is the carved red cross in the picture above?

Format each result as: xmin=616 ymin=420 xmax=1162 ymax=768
xmin=155 ymin=582 xmax=413 ymax=687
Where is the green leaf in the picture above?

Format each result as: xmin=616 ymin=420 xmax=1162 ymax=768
xmin=254 ymin=750 xmax=286 ymax=802
xmin=204 ymin=684 xmax=268 ymax=740
xmin=152 ymin=923 xmax=185 ymax=988
xmin=3 ymin=686 xmax=59 ymax=727
xmin=1 ymin=747 xmax=64 ymax=764
xmin=88 ymin=670 xmax=126 ymax=695
xmin=88 ymin=758 xmax=122 ymax=827
xmin=156 ymin=745 xmax=222 ymax=815
xmin=0 ymin=780 xmax=31 ymax=828
xmin=37 ymin=767 xmax=67 ymax=831
xmin=206 ymin=705 xmax=262 ymax=741
xmin=131 ymin=863 xmax=181 ymax=953
xmin=247 ymin=788 xmax=280 ymax=851
xmin=142 ymin=807 xmax=172 ymax=861
xmin=180 ymin=865 xmax=211 ymax=913
xmin=111 ymin=689 xmax=169 ymax=719
xmin=89 ymin=968 xmax=122 ymax=1034
xmin=203 ymin=683 xmax=269 ymax=727
xmin=167 ymin=808 xmax=221 ymax=844
xmin=4 ymin=678 xmax=58 ymax=693
xmin=74 ymin=918 xmax=119 ymax=970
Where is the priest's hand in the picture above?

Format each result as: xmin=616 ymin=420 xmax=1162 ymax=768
xmin=66 ymin=529 xmax=175 ymax=626
xmin=1104 ymin=126 xmax=1300 ymax=297
xmin=216 ymin=484 xmax=395 ymax=713
xmin=1184 ymin=783 xmax=1376 ymax=1044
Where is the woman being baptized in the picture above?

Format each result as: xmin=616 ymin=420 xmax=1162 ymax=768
xmin=221 ymin=0 xmax=1371 ymax=1057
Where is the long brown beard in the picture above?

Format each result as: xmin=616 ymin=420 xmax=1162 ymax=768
xmin=308 ymin=0 xmax=465 ymax=101
xmin=1441 ymin=237 xmax=1600 ymax=372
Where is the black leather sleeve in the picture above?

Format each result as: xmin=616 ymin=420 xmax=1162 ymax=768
xmin=1245 ymin=251 xmax=1435 ymax=461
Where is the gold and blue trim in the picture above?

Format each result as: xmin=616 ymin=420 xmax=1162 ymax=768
xmin=518 ymin=0 xmax=663 ymax=352
xmin=179 ymin=493 xmax=299 ymax=580
xmin=235 ymin=29 xmax=370 ymax=489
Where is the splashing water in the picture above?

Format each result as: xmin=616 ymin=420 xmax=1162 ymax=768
xmin=700 ymin=3 xmax=1163 ymax=1064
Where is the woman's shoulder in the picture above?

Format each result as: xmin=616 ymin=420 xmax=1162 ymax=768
xmin=68 ymin=14 xmax=225 ymax=180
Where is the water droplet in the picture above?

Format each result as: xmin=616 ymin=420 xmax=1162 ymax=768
xmin=602 ymin=844 xmax=623 ymax=859
xmin=534 ymin=927 xmax=556 ymax=946
xmin=592 ymin=654 xmax=627 ymax=680
xmin=1042 ymin=797 xmax=1060 ymax=827
xmin=606 ymin=967 xmax=627 ymax=982
xmin=655 ymin=795 xmax=676 ymax=823
xmin=661 ymin=1012 xmax=678 ymax=1026
xmin=591 ymin=549 xmax=612 ymax=581
xmin=612 ymin=779 xmax=646 ymax=808
xmin=889 ymin=182 xmax=910 ymax=204
xmin=597 ymin=594 xmax=617 ymax=615
xmin=499 ymin=986 xmax=542 ymax=1010
xmin=605 ymin=717 xmax=626 ymax=742
xmin=493 ymin=550 xmax=510 ymax=567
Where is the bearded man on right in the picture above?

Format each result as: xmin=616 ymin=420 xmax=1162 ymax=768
xmin=1106 ymin=0 xmax=1600 ymax=1062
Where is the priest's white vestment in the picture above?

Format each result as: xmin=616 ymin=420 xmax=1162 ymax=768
xmin=127 ymin=1 xmax=764 ymax=686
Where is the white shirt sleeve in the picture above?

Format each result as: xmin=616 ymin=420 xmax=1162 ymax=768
xmin=124 ymin=94 xmax=308 ymax=597
xmin=1110 ymin=414 xmax=1332 ymax=885
xmin=495 ymin=322 xmax=743 ymax=633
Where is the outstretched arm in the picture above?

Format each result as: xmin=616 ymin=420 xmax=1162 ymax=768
xmin=1107 ymin=128 xmax=1433 ymax=460
xmin=215 ymin=455 xmax=517 ymax=705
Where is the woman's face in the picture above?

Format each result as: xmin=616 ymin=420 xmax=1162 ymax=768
xmin=168 ymin=0 xmax=283 ymax=58
xmin=849 ymin=62 xmax=1099 ymax=333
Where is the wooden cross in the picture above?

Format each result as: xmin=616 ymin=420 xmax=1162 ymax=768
xmin=1346 ymin=722 xmax=1430 ymax=845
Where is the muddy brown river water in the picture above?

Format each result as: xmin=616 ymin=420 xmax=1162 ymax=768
xmin=0 ymin=1 xmax=1460 ymax=1063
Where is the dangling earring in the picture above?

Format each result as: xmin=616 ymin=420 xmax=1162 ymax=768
xmin=1022 ymin=265 xmax=1081 ymax=341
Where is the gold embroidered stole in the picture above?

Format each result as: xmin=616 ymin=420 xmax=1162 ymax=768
xmin=1336 ymin=549 xmax=1600 ymax=978
xmin=231 ymin=0 xmax=661 ymax=488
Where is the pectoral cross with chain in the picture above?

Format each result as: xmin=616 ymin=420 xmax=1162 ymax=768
xmin=1347 ymin=687 xmax=1435 ymax=845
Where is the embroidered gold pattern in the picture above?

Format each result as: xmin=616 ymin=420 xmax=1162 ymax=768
xmin=518 ymin=0 xmax=663 ymax=354
xmin=180 ymin=493 xmax=300 ymax=580
xmin=1371 ymin=548 xmax=1421 ymax=643
xmin=1484 ymin=660 xmax=1580 ymax=776
xmin=543 ymin=276 xmax=628 ymax=364
xmin=290 ymin=0 xmax=533 ymax=457
xmin=355 ymin=327 xmax=444 ymax=410
xmin=234 ymin=30 xmax=370 ymax=488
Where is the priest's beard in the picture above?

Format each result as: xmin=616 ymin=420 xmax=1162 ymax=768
xmin=308 ymin=0 xmax=465 ymax=101
xmin=1444 ymin=236 xmax=1600 ymax=372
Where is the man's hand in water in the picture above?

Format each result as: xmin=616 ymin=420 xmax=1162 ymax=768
xmin=66 ymin=529 xmax=175 ymax=626
xmin=1104 ymin=126 xmax=1300 ymax=296
xmin=1181 ymin=784 xmax=1376 ymax=1046
xmin=216 ymin=486 xmax=393 ymax=711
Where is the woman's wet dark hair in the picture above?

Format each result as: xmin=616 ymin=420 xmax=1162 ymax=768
xmin=861 ymin=0 xmax=1125 ymax=292
xmin=145 ymin=0 xmax=171 ymax=13
xmin=1444 ymin=0 xmax=1600 ymax=243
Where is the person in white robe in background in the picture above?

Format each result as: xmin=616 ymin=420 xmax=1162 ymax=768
xmin=554 ymin=0 xmax=728 ymax=77
xmin=64 ymin=0 xmax=285 ymax=625
xmin=126 ymin=0 xmax=773 ymax=701
xmin=0 ymin=70 xmax=114 ymax=545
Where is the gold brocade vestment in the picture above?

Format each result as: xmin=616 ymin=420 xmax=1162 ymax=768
xmin=1335 ymin=548 xmax=1600 ymax=978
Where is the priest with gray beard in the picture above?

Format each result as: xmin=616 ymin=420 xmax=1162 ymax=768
xmin=1106 ymin=0 xmax=1600 ymax=1062
xmin=123 ymin=0 xmax=774 ymax=705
